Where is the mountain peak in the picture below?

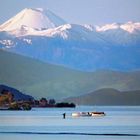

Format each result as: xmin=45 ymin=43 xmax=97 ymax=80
xmin=120 ymin=21 xmax=140 ymax=33
xmin=0 ymin=8 xmax=66 ymax=31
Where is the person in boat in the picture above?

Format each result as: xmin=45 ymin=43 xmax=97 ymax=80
xmin=62 ymin=113 xmax=66 ymax=119
xmin=88 ymin=112 xmax=90 ymax=115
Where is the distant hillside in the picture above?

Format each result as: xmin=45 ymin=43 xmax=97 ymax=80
xmin=64 ymin=88 xmax=140 ymax=105
xmin=0 ymin=49 xmax=140 ymax=99
xmin=0 ymin=84 xmax=34 ymax=101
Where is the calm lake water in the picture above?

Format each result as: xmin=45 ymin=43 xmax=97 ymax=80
xmin=0 ymin=106 xmax=140 ymax=140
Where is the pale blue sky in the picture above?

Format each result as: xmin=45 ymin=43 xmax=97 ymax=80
xmin=0 ymin=0 xmax=140 ymax=25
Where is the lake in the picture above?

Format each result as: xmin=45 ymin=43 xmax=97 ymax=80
xmin=0 ymin=106 xmax=140 ymax=140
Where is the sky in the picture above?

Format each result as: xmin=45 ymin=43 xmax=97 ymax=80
xmin=0 ymin=0 xmax=140 ymax=25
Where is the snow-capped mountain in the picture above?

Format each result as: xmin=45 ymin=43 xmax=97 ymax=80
xmin=0 ymin=8 xmax=140 ymax=71
xmin=0 ymin=8 xmax=66 ymax=32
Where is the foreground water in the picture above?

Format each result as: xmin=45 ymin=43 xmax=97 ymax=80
xmin=0 ymin=106 xmax=140 ymax=140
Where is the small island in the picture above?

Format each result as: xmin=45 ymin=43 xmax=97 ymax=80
xmin=0 ymin=85 xmax=76 ymax=110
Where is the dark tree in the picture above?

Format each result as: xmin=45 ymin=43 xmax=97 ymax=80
xmin=49 ymin=99 xmax=56 ymax=105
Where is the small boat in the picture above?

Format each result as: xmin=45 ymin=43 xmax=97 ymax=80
xmin=72 ymin=112 xmax=91 ymax=117
xmin=90 ymin=112 xmax=106 ymax=117
xmin=72 ymin=111 xmax=105 ymax=117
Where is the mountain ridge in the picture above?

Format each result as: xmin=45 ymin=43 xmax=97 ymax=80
xmin=0 ymin=8 xmax=140 ymax=71
xmin=64 ymin=88 xmax=140 ymax=105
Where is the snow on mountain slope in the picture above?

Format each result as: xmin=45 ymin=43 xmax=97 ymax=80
xmin=96 ymin=21 xmax=140 ymax=33
xmin=23 ymin=24 xmax=72 ymax=38
xmin=0 ymin=8 xmax=66 ymax=32
xmin=96 ymin=23 xmax=120 ymax=32
xmin=24 ymin=23 xmax=106 ymax=43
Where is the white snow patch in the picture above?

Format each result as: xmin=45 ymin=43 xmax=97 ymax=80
xmin=0 ymin=40 xmax=14 ymax=46
xmin=96 ymin=21 xmax=140 ymax=33
xmin=22 ymin=24 xmax=72 ymax=39
xmin=96 ymin=23 xmax=119 ymax=32
xmin=84 ymin=24 xmax=94 ymax=31
xmin=23 ymin=38 xmax=32 ymax=44
xmin=120 ymin=21 xmax=140 ymax=33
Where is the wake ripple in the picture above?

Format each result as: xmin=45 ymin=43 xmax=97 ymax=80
xmin=0 ymin=132 xmax=139 ymax=136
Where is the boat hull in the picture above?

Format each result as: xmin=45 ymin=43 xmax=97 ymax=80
xmin=72 ymin=112 xmax=105 ymax=117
